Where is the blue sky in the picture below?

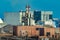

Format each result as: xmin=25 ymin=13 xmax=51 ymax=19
xmin=0 ymin=0 xmax=60 ymax=19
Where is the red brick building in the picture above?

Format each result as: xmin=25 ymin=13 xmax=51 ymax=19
xmin=13 ymin=25 xmax=55 ymax=38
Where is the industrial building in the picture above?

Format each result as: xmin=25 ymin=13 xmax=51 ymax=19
xmin=34 ymin=11 xmax=53 ymax=22
xmin=13 ymin=26 xmax=55 ymax=38
xmin=4 ymin=5 xmax=53 ymax=27
xmin=4 ymin=5 xmax=35 ymax=26
xmin=41 ymin=11 xmax=53 ymax=21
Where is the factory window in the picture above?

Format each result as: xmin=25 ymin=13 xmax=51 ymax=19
xmin=36 ymin=28 xmax=39 ymax=30
xmin=49 ymin=15 xmax=52 ymax=19
xmin=36 ymin=28 xmax=44 ymax=36
xmin=39 ymin=28 xmax=44 ymax=36
xmin=46 ymin=32 xmax=50 ymax=36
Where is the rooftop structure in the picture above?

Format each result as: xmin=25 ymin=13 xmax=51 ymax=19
xmin=0 ymin=18 xmax=3 ymax=23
